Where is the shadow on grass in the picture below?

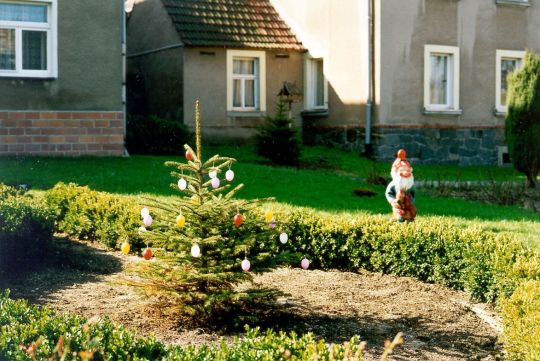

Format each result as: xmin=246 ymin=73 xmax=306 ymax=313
xmin=0 ymin=236 xmax=122 ymax=304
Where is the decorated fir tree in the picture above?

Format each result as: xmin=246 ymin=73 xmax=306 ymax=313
xmin=133 ymin=101 xmax=298 ymax=324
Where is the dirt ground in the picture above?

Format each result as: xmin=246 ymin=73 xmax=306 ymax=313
xmin=1 ymin=237 xmax=502 ymax=360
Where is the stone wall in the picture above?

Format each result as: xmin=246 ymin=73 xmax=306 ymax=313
xmin=0 ymin=111 xmax=124 ymax=156
xmin=307 ymin=125 xmax=506 ymax=166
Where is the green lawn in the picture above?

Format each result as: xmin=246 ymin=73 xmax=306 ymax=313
xmin=1 ymin=144 xmax=538 ymax=247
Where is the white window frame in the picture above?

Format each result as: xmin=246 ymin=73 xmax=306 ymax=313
xmin=0 ymin=0 xmax=57 ymax=78
xmin=495 ymin=49 xmax=525 ymax=114
xmin=304 ymin=56 xmax=328 ymax=110
xmin=226 ymin=50 xmax=266 ymax=112
xmin=424 ymin=45 xmax=460 ymax=114
xmin=495 ymin=0 xmax=530 ymax=7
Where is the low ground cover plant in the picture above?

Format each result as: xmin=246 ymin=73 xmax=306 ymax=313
xmin=0 ymin=184 xmax=54 ymax=274
xmin=0 ymin=291 xmax=369 ymax=360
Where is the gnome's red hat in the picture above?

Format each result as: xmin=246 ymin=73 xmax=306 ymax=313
xmin=391 ymin=149 xmax=412 ymax=180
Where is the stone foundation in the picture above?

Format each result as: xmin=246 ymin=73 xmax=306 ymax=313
xmin=0 ymin=111 xmax=124 ymax=156
xmin=307 ymin=125 xmax=506 ymax=165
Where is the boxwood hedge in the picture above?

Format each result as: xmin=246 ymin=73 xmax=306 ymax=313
xmin=40 ymin=184 xmax=540 ymax=359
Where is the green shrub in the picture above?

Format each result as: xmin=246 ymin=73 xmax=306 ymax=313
xmin=0 ymin=291 xmax=366 ymax=360
xmin=126 ymin=114 xmax=192 ymax=155
xmin=255 ymin=101 xmax=301 ymax=166
xmin=0 ymin=185 xmax=54 ymax=274
xmin=500 ymin=280 xmax=540 ymax=361
xmin=45 ymin=183 xmax=143 ymax=250
xmin=506 ymin=51 xmax=540 ymax=188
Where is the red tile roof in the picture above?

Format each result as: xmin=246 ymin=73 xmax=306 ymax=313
xmin=161 ymin=0 xmax=304 ymax=50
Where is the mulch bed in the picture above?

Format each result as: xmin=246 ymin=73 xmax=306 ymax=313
xmin=1 ymin=237 xmax=502 ymax=360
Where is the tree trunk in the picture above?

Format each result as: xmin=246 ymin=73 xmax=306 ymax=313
xmin=526 ymin=172 xmax=537 ymax=188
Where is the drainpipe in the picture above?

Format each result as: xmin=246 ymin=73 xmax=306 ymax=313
xmin=364 ymin=0 xmax=374 ymax=157
xmin=122 ymin=0 xmax=129 ymax=157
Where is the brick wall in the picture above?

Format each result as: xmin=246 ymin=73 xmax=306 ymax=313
xmin=0 ymin=111 xmax=124 ymax=156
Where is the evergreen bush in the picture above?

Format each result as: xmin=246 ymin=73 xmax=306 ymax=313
xmin=255 ymin=101 xmax=301 ymax=166
xmin=45 ymin=182 xmax=144 ymax=250
xmin=505 ymin=51 xmax=540 ymax=188
xmin=126 ymin=114 xmax=192 ymax=155
xmin=0 ymin=185 xmax=54 ymax=274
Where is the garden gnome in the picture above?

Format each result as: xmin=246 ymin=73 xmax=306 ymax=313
xmin=386 ymin=149 xmax=417 ymax=222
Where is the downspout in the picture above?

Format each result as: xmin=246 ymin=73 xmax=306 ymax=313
xmin=122 ymin=0 xmax=129 ymax=157
xmin=364 ymin=0 xmax=374 ymax=157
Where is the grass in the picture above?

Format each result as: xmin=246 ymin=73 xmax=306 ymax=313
xmin=1 ymin=144 xmax=538 ymax=247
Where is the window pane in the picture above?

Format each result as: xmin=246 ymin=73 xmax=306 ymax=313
xmin=0 ymin=28 xmax=15 ymax=70
xmin=233 ymin=79 xmax=242 ymax=107
xmin=430 ymin=54 xmax=448 ymax=105
xmin=315 ymin=59 xmax=324 ymax=106
xmin=245 ymin=79 xmax=255 ymax=107
xmin=0 ymin=3 xmax=47 ymax=22
xmin=23 ymin=30 xmax=47 ymax=70
xmin=233 ymin=58 xmax=254 ymax=75
xmin=501 ymin=59 xmax=518 ymax=106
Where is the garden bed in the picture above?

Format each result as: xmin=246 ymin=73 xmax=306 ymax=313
xmin=2 ymin=236 xmax=501 ymax=360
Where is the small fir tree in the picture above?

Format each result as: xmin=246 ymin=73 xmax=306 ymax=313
xmin=506 ymin=51 xmax=540 ymax=188
xmin=133 ymin=101 xmax=297 ymax=325
xmin=255 ymin=100 xmax=301 ymax=166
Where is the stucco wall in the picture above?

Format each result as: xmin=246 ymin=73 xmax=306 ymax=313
xmin=127 ymin=0 xmax=184 ymax=120
xmin=183 ymin=47 xmax=303 ymax=140
xmin=378 ymin=0 xmax=540 ymax=127
xmin=270 ymin=0 xmax=369 ymax=128
xmin=0 ymin=0 xmax=123 ymax=111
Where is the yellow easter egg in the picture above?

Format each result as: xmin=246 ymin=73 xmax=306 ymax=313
xmin=121 ymin=242 xmax=130 ymax=255
xmin=265 ymin=211 xmax=274 ymax=222
xmin=176 ymin=214 xmax=186 ymax=227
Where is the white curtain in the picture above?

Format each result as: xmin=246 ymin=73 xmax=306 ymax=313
xmin=0 ymin=28 xmax=15 ymax=70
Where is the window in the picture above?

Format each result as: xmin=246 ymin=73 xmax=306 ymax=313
xmin=495 ymin=50 xmax=525 ymax=114
xmin=0 ymin=0 xmax=57 ymax=78
xmin=304 ymin=57 xmax=327 ymax=110
xmin=424 ymin=45 xmax=460 ymax=114
xmin=226 ymin=50 xmax=266 ymax=112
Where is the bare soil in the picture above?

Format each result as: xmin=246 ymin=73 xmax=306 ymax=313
xmin=1 ymin=237 xmax=502 ymax=360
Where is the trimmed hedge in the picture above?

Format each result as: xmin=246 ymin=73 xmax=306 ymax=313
xmin=0 ymin=291 xmax=365 ymax=360
xmin=0 ymin=184 xmax=54 ymax=273
xmin=45 ymin=183 xmax=144 ymax=250
xmin=41 ymin=184 xmax=540 ymax=358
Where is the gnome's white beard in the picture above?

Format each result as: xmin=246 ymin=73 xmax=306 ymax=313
xmin=396 ymin=174 xmax=414 ymax=191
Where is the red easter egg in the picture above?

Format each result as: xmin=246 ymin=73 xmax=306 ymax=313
xmin=142 ymin=248 xmax=153 ymax=260
xmin=185 ymin=150 xmax=193 ymax=161
xmin=233 ymin=213 xmax=243 ymax=227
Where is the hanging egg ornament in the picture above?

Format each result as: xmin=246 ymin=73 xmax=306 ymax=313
xmin=176 ymin=214 xmax=186 ymax=228
xmin=142 ymin=248 xmax=153 ymax=260
xmin=185 ymin=150 xmax=193 ymax=161
xmin=178 ymin=178 xmax=187 ymax=190
xmin=279 ymin=232 xmax=288 ymax=244
xmin=265 ymin=211 xmax=274 ymax=223
xmin=225 ymin=169 xmax=235 ymax=182
xmin=121 ymin=242 xmax=130 ymax=255
xmin=143 ymin=214 xmax=153 ymax=227
xmin=301 ymin=258 xmax=310 ymax=270
xmin=209 ymin=170 xmax=217 ymax=179
xmin=241 ymin=258 xmax=251 ymax=272
xmin=140 ymin=207 xmax=149 ymax=219
xmin=211 ymin=177 xmax=220 ymax=189
xmin=233 ymin=213 xmax=244 ymax=227
xmin=191 ymin=243 xmax=201 ymax=257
